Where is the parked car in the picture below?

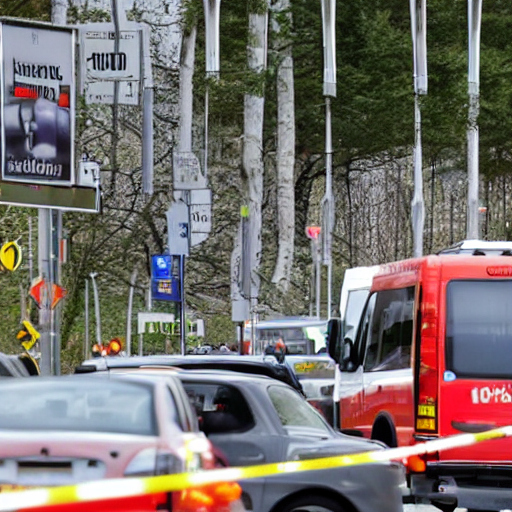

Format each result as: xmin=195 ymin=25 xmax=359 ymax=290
xmin=76 ymin=354 xmax=305 ymax=397
xmin=0 ymin=352 xmax=40 ymax=377
xmin=0 ymin=374 xmax=241 ymax=512
xmin=285 ymin=354 xmax=336 ymax=426
xmin=104 ymin=368 xmax=406 ymax=512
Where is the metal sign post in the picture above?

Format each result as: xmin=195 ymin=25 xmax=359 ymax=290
xmin=320 ymin=0 xmax=336 ymax=317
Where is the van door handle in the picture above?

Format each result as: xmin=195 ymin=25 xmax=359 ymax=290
xmin=451 ymin=421 xmax=495 ymax=433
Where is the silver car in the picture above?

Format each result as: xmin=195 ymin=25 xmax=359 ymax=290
xmin=121 ymin=368 xmax=406 ymax=512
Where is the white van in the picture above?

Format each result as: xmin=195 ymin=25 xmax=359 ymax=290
xmin=333 ymin=265 xmax=380 ymax=427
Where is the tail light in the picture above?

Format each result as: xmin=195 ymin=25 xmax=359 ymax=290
xmin=172 ymin=482 xmax=242 ymax=512
xmin=415 ymin=271 xmax=439 ymax=435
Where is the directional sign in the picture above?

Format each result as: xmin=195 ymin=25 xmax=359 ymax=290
xmin=29 ymin=276 xmax=66 ymax=309
xmin=0 ymin=241 xmax=22 ymax=271
xmin=16 ymin=320 xmax=40 ymax=351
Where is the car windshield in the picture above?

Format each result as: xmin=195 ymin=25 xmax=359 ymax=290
xmin=446 ymin=280 xmax=512 ymax=378
xmin=267 ymin=385 xmax=330 ymax=432
xmin=0 ymin=378 xmax=156 ymax=436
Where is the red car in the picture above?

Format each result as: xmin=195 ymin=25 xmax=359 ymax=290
xmin=0 ymin=375 xmax=242 ymax=512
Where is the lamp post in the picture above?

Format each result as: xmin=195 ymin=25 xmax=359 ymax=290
xmin=320 ymin=0 xmax=336 ymax=318
xmin=467 ymin=0 xmax=482 ymax=240
xmin=203 ymin=0 xmax=221 ymax=181
xmin=409 ymin=0 xmax=427 ymax=258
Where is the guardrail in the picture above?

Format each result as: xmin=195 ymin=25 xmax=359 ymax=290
xmin=1 ymin=425 xmax=512 ymax=511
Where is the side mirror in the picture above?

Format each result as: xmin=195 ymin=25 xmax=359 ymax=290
xmin=341 ymin=337 xmax=359 ymax=372
xmin=327 ymin=318 xmax=342 ymax=363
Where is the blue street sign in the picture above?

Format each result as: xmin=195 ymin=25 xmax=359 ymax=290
xmin=151 ymin=254 xmax=181 ymax=302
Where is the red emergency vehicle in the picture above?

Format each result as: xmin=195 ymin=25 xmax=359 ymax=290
xmin=328 ymin=241 xmax=512 ymax=512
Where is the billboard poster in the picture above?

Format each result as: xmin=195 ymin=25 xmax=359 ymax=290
xmin=0 ymin=22 xmax=75 ymax=186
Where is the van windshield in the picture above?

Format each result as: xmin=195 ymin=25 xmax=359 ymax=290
xmin=446 ymin=280 xmax=512 ymax=378
xmin=343 ymin=289 xmax=370 ymax=339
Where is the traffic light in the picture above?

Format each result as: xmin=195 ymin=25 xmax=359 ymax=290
xmin=16 ymin=320 xmax=40 ymax=351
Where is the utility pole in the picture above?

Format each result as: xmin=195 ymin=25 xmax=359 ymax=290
xmin=409 ymin=0 xmax=427 ymax=258
xmin=39 ymin=0 xmax=68 ymax=376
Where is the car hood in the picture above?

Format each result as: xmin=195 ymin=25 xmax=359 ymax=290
xmin=284 ymin=427 xmax=385 ymax=461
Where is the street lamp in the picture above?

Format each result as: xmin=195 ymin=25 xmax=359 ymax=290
xmin=409 ymin=0 xmax=427 ymax=258
xmin=203 ymin=0 xmax=221 ymax=182
xmin=320 ymin=0 xmax=336 ymax=318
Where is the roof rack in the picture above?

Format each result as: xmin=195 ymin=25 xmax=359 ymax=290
xmin=437 ymin=239 xmax=512 ymax=256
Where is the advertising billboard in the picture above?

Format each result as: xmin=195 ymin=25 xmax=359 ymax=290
xmin=0 ymin=21 xmax=75 ymax=186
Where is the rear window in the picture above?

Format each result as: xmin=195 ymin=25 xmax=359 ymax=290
xmin=0 ymin=378 xmax=157 ymax=436
xmin=182 ymin=382 xmax=254 ymax=434
xmin=446 ymin=280 xmax=512 ymax=378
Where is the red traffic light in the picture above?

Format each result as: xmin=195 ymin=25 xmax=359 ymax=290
xmin=305 ymin=226 xmax=321 ymax=240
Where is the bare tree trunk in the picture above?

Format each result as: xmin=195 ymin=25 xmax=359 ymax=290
xmin=231 ymin=8 xmax=268 ymax=308
xmin=270 ymin=0 xmax=295 ymax=293
xmin=179 ymin=26 xmax=197 ymax=153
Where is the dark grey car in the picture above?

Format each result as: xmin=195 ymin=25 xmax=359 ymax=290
xmin=172 ymin=370 xmax=405 ymax=512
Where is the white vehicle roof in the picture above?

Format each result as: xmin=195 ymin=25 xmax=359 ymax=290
xmin=438 ymin=239 xmax=512 ymax=255
xmin=339 ymin=265 xmax=380 ymax=320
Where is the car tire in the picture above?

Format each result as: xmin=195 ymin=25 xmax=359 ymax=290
xmin=279 ymin=495 xmax=347 ymax=512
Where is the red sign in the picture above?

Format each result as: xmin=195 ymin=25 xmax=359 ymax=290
xmin=30 ymin=277 xmax=66 ymax=309
xmin=305 ymin=226 xmax=321 ymax=240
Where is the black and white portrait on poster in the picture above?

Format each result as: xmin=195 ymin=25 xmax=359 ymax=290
xmin=0 ymin=22 xmax=75 ymax=186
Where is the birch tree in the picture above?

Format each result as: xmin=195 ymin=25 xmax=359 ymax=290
xmin=231 ymin=0 xmax=268 ymax=311
xmin=270 ymin=0 xmax=295 ymax=293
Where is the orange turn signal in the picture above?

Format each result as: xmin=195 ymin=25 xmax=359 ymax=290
xmin=407 ymin=454 xmax=426 ymax=473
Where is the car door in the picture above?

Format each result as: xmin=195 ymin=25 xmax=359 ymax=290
xmin=339 ymin=293 xmax=376 ymax=434
xmin=180 ymin=380 xmax=279 ymax=512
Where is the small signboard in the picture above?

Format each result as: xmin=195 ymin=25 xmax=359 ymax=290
xmin=151 ymin=254 xmax=181 ymax=302
xmin=190 ymin=188 xmax=212 ymax=234
xmin=173 ymin=152 xmax=207 ymax=190
xmin=79 ymin=22 xmax=142 ymax=106
xmin=0 ymin=21 xmax=75 ymax=186
xmin=166 ymin=201 xmax=189 ymax=256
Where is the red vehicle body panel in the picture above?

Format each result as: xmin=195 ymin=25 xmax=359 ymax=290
xmin=339 ymin=254 xmax=512 ymax=462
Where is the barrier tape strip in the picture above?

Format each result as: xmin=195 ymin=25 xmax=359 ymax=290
xmin=1 ymin=425 xmax=512 ymax=511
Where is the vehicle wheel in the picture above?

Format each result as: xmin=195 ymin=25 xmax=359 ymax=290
xmin=279 ymin=495 xmax=347 ymax=512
